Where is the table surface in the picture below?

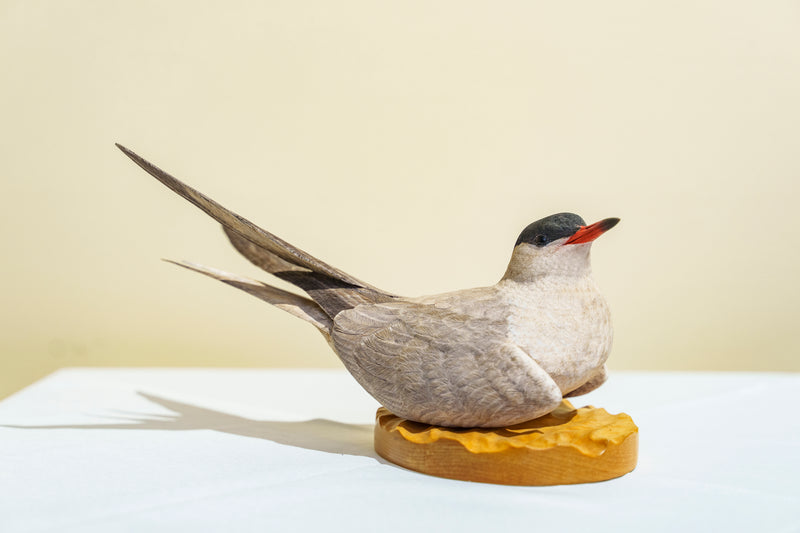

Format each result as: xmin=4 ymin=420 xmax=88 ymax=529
xmin=1 ymin=368 xmax=798 ymax=533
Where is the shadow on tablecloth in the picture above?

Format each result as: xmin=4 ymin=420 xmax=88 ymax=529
xmin=2 ymin=392 xmax=384 ymax=461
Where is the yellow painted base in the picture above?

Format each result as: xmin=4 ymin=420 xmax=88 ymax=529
xmin=374 ymin=400 xmax=638 ymax=485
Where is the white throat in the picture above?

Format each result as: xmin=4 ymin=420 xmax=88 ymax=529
xmin=501 ymin=242 xmax=593 ymax=283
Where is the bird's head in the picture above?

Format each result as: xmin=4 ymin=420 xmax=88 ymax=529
xmin=503 ymin=213 xmax=620 ymax=281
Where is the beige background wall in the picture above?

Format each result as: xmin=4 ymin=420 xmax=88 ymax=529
xmin=2 ymin=1 xmax=798 ymax=399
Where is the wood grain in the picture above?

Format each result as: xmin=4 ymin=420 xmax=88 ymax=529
xmin=374 ymin=400 xmax=638 ymax=485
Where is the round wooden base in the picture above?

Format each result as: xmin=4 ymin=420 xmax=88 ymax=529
xmin=374 ymin=400 xmax=638 ymax=485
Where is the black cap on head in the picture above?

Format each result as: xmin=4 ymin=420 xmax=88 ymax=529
xmin=515 ymin=213 xmax=586 ymax=248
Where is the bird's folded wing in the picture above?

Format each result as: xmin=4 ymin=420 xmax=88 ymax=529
xmin=116 ymin=144 xmax=382 ymax=291
xmin=223 ymin=227 xmax=309 ymax=274
xmin=331 ymin=302 xmax=561 ymax=427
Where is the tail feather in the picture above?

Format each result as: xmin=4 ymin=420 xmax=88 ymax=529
xmin=165 ymin=260 xmax=333 ymax=336
xmin=118 ymin=144 xmax=398 ymax=320
xmin=275 ymin=271 xmax=395 ymax=317
xmin=224 ymin=224 xmax=397 ymax=318
xmin=116 ymin=144 xmax=383 ymax=292
xmin=223 ymin=226 xmax=308 ymax=274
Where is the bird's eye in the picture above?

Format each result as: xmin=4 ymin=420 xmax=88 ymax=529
xmin=533 ymin=234 xmax=549 ymax=247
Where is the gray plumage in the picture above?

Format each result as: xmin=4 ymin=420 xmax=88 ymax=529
xmin=117 ymin=144 xmax=618 ymax=428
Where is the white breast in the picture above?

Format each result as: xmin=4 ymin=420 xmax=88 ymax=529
xmin=498 ymin=276 xmax=612 ymax=393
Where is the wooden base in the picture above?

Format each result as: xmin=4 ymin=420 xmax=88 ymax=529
xmin=374 ymin=400 xmax=638 ymax=485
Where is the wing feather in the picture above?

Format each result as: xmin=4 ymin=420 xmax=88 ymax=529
xmin=116 ymin=144 xmax=380 ymax=290
xmin=332 ymin=301 xmax=561 ymax=427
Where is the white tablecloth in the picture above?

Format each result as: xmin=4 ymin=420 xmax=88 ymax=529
xmin=1 ymin=369 xmax=798 ymax=532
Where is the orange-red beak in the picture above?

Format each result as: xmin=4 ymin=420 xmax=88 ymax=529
xmin=564 ymin=218 xmax=620 ymax=245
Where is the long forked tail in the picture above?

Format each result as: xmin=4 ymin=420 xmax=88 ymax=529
xmin=116 ymin=144 xmax=395 ymax=320
xmin=166 ymin=260 xmax=333 ymax=336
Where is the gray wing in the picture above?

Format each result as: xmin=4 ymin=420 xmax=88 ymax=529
xmin=223 ymin=226 xmax=396 ymax=317
xmin=116 ymin=144 xmax=381 ymax=291
xmin=117 ymin=144 xmax=397 ymax=319
xmin=332 ymin=302 xmax=561 ymax=427
xmin=223 ymin=227 xmax=308 ymax=274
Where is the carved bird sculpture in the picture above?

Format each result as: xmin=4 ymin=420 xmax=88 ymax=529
xmin=117 ymin=144 xmax=619 ymax=428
